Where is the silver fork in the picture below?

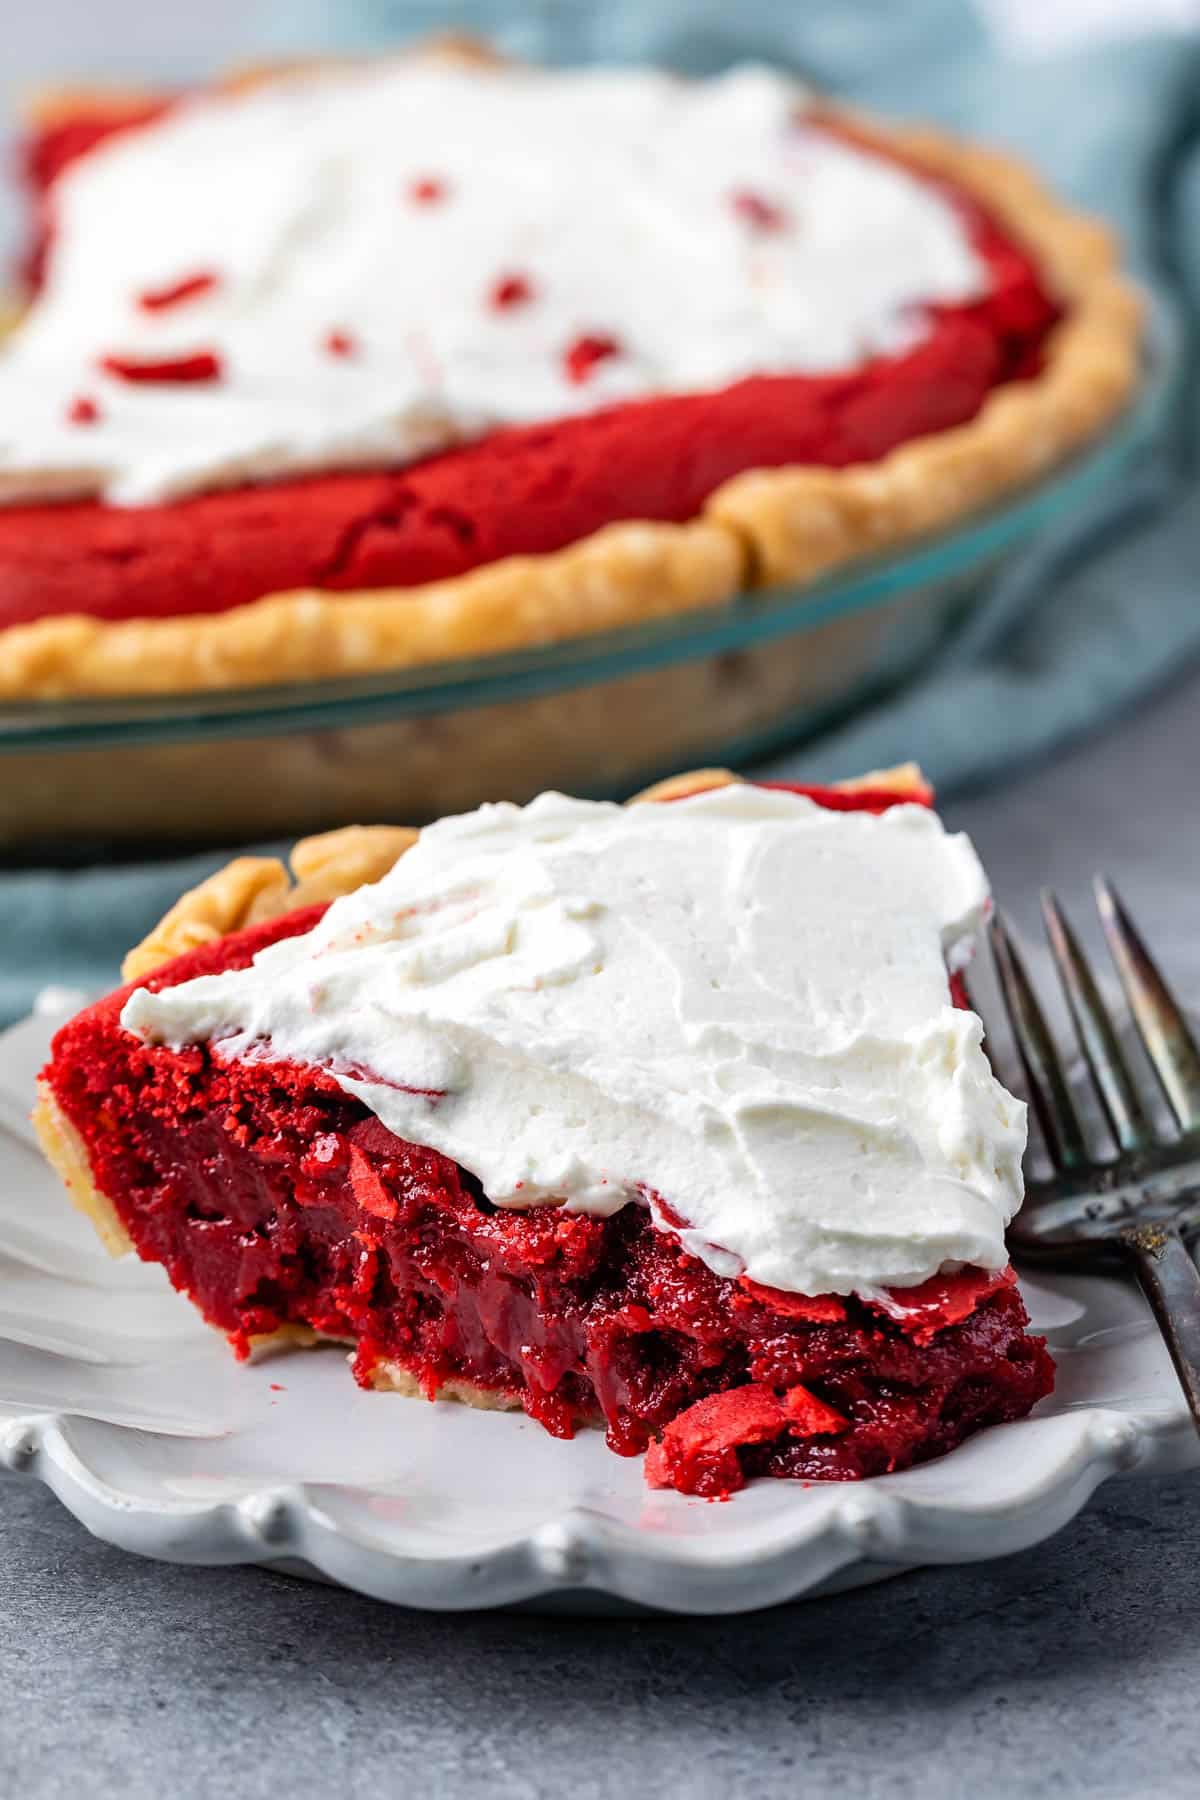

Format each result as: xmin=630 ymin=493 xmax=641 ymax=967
xmin=981 ymin=880 xmax=1200 ymax=1437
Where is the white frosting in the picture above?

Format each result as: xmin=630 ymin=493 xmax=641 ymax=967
xmin=120 ymin=787 xmax=1026 ymax=1299
xmin=0 ymin=61 xmax=987 ymax=506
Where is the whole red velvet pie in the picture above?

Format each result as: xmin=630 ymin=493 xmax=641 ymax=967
xmin=2 ymin=45 xmax=1139 ymax=699
xmin=34 ymin=766 xmax=1053 ymax=1496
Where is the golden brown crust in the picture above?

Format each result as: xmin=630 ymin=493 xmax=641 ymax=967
xmin=236 ymin=1330 xmax=528 ymax=1403
xmin=246 ymin=1322 xmax=349 ymax=1358
xmin=121 ymin=857 xmax=293 ymax=984
xmin=627 ymin=760 xmax=931 ymax=805
xmin=20 ymin=83 xmax=169 ymax=128
xmin=365 ymin=1361 xmax=526 ymax=1412
xmin=32 ymin=1082 xmax=133 ymax=1256
xmin=262 ymin=1338 xmax=585 ymax=1413
xmin=826 ymin=760 xmax=932 ymax=799
xmin=286 ymin=822 xmax=421 ymax=906
xmin=0 ymin=520 xmax=744 ymax=699
xmin=627 ymin=768 xmax=740 ymax=805
xmin=1 ymin=75 xmax=1141 ymax=699
xmin=368 ymin=1358 xmax=607 ymax=1425
xmin=120 ymin=822 xmax=419 ymax=982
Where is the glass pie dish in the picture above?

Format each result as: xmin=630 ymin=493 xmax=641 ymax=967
xmin=0 ymin=304 xmax=1174 ymax=851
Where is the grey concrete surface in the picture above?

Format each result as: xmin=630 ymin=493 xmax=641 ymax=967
xmin=1 ymin=1467 xmax=1198 ymax=1800
xmin=949 ymin=662 xmax=1200 ymax=1008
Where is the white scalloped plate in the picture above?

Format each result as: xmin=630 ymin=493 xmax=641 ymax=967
xmin=2 ymin=995 xmax=1196 ymax=1615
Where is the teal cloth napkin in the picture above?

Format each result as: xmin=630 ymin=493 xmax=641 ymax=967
xmin=2 ymin=0 xmax=1198 ymax=1022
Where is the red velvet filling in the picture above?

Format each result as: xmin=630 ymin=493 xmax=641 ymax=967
xmin=40 ymin=783 xmax=1053 ymax=1495
xmin=3 ymin=108 xmax=1060 ymax=634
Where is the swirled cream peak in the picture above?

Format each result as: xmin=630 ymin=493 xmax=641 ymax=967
xmin=0 ymin=60 xmax=986 ymax=505
xmin=121 ymin=787 xmax=1025 ymax=1298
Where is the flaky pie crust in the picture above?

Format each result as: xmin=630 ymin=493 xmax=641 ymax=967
xmin=33 ymin=763 xmax=928 ymax=1267
xmin=2 ymin=57 xmax=1142 ymax=699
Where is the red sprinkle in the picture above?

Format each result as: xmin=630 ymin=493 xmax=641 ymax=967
xmin=66 ymin=394 xmax=100 ymax=426
xmin=137 ymin=270 xmax=220 ymax=313
xmin=347 ymin=1144 xmax=398 ymax=1222
xmin=730 ymin=189 xmax=788 ymax=232
xmin=100 ymin=350 xmax=223 ymax=385
xmin=563 ymin=333 xmax=621 ymax=384
xmin=323 ymin=328 xmax=358 ymax=359
xmin=409 ymin=176 xmax=447 ymax=205
xmin=489 ymin=273 xmax=535 ymax=312
xmin=738 ymin=1277 xmax=846 ymax=1324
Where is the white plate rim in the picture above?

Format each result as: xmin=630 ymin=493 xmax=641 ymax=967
xmin=3 ymin=1400 xmax=1195 ymax=1615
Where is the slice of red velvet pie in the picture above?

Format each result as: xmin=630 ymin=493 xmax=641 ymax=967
xmin=34 ymin=768 xmax=1052 ymax=1496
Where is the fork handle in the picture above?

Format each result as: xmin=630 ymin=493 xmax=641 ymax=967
xmin=1120 ymin=1221 xmax=1200 ymax=1435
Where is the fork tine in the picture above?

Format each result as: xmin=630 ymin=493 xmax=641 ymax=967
xmin=1041 ymin=891 xmax=1153 ymax=1154
xmin=1095 ymin=876 xmax=1200 ymax=1130
xmin=989 ymin=912 xmax=1089 ymax=1172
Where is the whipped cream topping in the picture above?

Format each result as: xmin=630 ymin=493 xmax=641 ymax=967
xmin=121 ymin=787 xmax=1026 ymax=1299
xmin=0 ymin=60 xmax=988 ymax=506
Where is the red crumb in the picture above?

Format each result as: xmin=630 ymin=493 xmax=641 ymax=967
xmin=66 ymin=395 xmax=100 ymax=426
xmin=489 ymin=273 xmax=535 ymax=311
xmin=409 ymin=176 xmax=447 ymax=205
xmin=323 ymin=329 xmax=358 ymax=359
xmin=563 ymin=334 xmax=621 ymax=384
xmin=645 ymin=1383 xmax=848 ymax=1498
xmin=347 ymin=1144 xmax=398 ymax=1222
xmin=738 ymin=1277 xmax=846 ymax=1324
xmin=100 ymin=350 xmax=222 ymax=384
xmin=731 ymin=189 xmax=788 ymax=232
xmin=137 ymin=270 xmax=219 ymax=313
xmin=880 ymin=1266 xmax=1018 ymax=1345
